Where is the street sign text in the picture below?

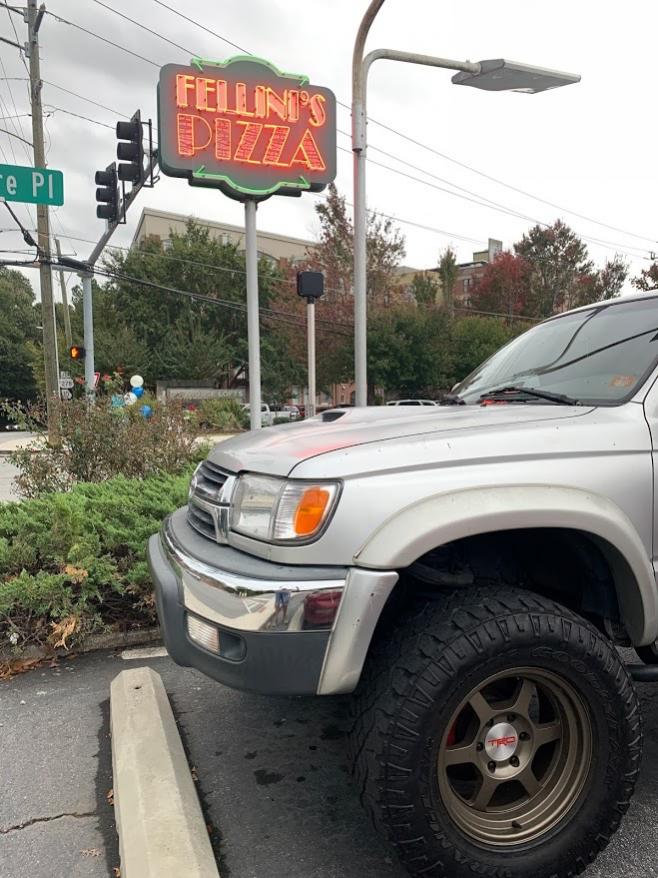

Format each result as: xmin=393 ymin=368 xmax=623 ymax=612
xmin=0 ymin=163 xmax=64 ymax=206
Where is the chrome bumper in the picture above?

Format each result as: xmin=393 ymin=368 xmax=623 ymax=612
xmin=161 ymin=513 xmax=347 ymax=635
xmin=155 ymin=511 xmax=399 ymax=695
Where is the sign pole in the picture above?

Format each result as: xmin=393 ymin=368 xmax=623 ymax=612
xmin=244 ymin=198 xmax=261 ymax=430
xmin=307 ymin=299 xmax=316 ymax=418
xmin=80 ymin=271 xmax=96 ymax=401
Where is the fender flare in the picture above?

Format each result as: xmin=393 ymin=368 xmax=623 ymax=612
xmin=354 ymin=484 xmax=658 ymax=646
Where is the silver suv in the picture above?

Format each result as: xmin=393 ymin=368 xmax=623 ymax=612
xmin=149 ymin=292 xmax=658 ymax=878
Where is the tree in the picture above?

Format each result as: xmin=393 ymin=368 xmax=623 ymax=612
xmin=451 ymin=316 xmax=520 ymax=383
xmin=513 ymin=220 xmax=627 ymax=317
xmin=308 ymin=183 xmax=406 ymax=306
xmin=368 ymin=306 xmax=452 ymax=397
xmin=98 ymin=220 xmax=282 ymax=386
xmin=0 ymin=268 xmax=39 ymax=401
xmin=632 ymin=259 xmax=658 ymax=292
xmin=411 ymin=271 xmax=438 ymax=307
xmin=469 ymin=252 xmax=529 ymax=319
xmin=437 ymin=247 xmax=458 ymax=316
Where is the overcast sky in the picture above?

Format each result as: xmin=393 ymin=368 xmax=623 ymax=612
xmin=1 ymin=0 xmax=656 ymax=298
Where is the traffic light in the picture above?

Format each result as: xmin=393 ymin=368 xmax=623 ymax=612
xmin=116 ymin=110 xmax=144 ymax=184
xmin=95 ymin=163 xmax=118 ymax=222
xmin=69 ymin=345 xmax=86 ymax=360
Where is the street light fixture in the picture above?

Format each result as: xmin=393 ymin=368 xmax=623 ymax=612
xmin=352 ymin=0 xmax=581 ymax=407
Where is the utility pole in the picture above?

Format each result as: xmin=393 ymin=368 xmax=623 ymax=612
xmin=26 ymin=0 xmax=59 ymax=435
xmin=54 ymin=238 xmax=72 ymax=347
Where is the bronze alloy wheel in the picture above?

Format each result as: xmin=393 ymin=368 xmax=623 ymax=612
xmin=437 ymin=667 xmax=593 ymax=846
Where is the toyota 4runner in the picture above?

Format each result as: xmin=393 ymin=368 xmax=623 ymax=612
xmin=148 ymin=292 xmax=658 ymax=878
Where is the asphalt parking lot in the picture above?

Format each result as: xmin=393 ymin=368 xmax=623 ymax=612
xmin=3 ymin=648 xmax=658 ymax=878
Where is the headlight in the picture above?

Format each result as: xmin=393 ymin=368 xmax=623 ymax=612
xmin=231 ymin=474 xmax=340 ymax=543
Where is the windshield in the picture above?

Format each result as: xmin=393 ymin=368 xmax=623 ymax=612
xmin=454 ymin=297 xmax=658 ymax=406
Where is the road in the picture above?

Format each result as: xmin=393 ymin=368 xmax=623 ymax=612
xmin=3 ymin=648 xmax=658 ymax=878
xmin=0 ymin=431 xmax=34 ymax=501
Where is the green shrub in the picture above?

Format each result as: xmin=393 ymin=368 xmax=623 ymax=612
xmin=0 ymin=469 xmax=192 ymax=652
xmin=198 ymin=397 xmax=247 ymax=432
xmin=4 ymin=397 xmax=200 ymax=498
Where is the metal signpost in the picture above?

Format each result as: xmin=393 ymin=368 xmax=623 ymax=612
xmin=157 ymin=55 xmax=337 ymax=428
xmin=297 ymin=271 xmax=324 ymax=418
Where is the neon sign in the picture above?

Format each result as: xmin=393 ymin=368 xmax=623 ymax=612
xmin=157 ymin=56 xmax=337 ymax=199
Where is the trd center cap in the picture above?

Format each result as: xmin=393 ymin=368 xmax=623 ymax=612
xmin=484 ymin=722 xmax=518 ymax=762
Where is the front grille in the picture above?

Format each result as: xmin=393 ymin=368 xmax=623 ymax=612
xmin=187 ymin=499 xmax=216 ymax=540
xmin=195 ymin=460 xmax=228 ymax=501
xmin=187 ymin=460 xmax=235 ymax=543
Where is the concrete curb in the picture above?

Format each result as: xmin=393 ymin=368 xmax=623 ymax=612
xmin=0 ymin=626 xmax=162 ymax=664
xmin=110 ymin=666 xmax=220 ymax=878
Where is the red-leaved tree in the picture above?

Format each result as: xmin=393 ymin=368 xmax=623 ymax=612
xmin=469 ymin=252 xmax=530 ymax=319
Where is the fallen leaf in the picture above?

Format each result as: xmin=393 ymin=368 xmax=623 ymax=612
xmin=0 ymin=657 xmax=42 ymax=681
xmin=81 ymin=848 xmax=101 ymax=858
xmin=50 ymin=616 xmax=79 ymax=650
xmin=113 ymin=868 xmax=121 ymax=877
xmin=64 ymin=564 xmax=89 ymax=583
xmin=191 ymin=766 xmax=199 ymax=782
xmin=106 ymin=788 xmax=114 ymax=806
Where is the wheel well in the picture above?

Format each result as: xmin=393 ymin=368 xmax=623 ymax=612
xmin=381 ymin=528 xmax=630 ymax=643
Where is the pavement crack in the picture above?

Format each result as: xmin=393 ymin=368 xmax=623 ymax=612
xmin=0 ymin=810 xmax=97 ymax=834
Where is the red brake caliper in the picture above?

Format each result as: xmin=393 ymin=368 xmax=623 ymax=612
xmin=446 ymin=721 xmax=458 ymax=747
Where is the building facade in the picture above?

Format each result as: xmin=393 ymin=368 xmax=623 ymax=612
xmin=132 ymin=207 xmax=314 ymax=265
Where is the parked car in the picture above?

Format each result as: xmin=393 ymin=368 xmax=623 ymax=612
xmin=271 ymin=404 xmax=301 ymax=422
xmin=241 ymin=402 xmax=274 ymax=427
xmin=150 ymin=292 xmax=658 ymax=878
xmin=386 ymin=398 xmax=437 ymax=406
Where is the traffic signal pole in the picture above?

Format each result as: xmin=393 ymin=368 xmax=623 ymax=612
xmin=26 ymin=0 xmax=59 ymax=435
xmin=79 ymin=271 xmax=95 ymax=396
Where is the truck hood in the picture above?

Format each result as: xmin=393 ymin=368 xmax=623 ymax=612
xmin=209 ymin=404 xmax=593 ymax=478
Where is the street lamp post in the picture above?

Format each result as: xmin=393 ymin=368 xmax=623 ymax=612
xmin=352 ymin=0 xmax=580 ymax=407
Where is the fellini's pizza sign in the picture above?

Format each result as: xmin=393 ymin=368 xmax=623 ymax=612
xmin=157 ymin=56 xmax=337 ymax=200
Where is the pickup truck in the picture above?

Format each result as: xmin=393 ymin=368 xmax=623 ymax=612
xmin=148 ymin=292 xmax=658 ymax=878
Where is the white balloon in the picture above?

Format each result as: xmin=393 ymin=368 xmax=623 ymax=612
xmin=124 ymin=391 xmax=137 ymax=406
xmin=130 ymin=374 xmax=144 ymax=388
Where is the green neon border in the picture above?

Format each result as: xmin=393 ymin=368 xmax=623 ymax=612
xmin=190 ymin=54 xmax=310 ymax=86
xmin=165 ymin=55 xmax=330 ymax=197
xmin=193 ymin=166 xmax=310 ymax=196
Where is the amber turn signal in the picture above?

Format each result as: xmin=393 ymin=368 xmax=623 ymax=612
xmin=294 ymin=487 xmax=331 ymax=536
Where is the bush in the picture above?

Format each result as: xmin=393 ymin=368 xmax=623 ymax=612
xmin=0 ymin=469 xmax=192 ymax=653
xmin=198 ymin=397 xmax=247 ymax=432
xmin=4 ymin=397 xmax=200 ymax=498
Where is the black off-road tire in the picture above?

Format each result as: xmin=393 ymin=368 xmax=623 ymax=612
xmin=349 ymin=586 xmax=641 ymax=878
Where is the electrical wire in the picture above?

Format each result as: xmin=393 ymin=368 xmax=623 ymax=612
xmin=365 ymin=116 xmax=658 ymax=246
xmin=45 ymin=10 xmax=161 ymax=68
xmin=91 ymin=0 xmax=196 ymax=57
xmin=87 ymin=264 xmax=354 ymax=336
xmin=141 ymin=0 xmax=656 ymax=249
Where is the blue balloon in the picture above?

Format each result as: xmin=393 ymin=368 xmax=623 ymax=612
xmin=133 ymin=386 xmax=144 ymax=398
xmin=140 ymin=404 xmax=152 ymax=419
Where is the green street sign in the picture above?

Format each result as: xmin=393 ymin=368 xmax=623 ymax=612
xmin=0 ymin=163 xmax=64 ymax=206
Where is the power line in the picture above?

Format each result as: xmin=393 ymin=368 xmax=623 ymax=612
xmin=366 ymin=116 xmax=658 ymax=246
xmin=88 ymin=264 xmax=353 ymax=336
xmin=43 ymin=104 xmax=115 ymax=129
xmin=45 ymin=10 xmax=161 ymax=67
xmin=65 ymin=2 xmax=653 ymax=257
xmin=150 ymin=0 xmax=248 ymax=54
xmin=91 ymin=0 xmax=196 ymax=57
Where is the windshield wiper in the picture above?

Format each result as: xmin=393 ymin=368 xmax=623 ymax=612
xmin=439 ymin=393 xmax=466 ymax=406
xmin=478 ymin=385 xmax=579 ymax=406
